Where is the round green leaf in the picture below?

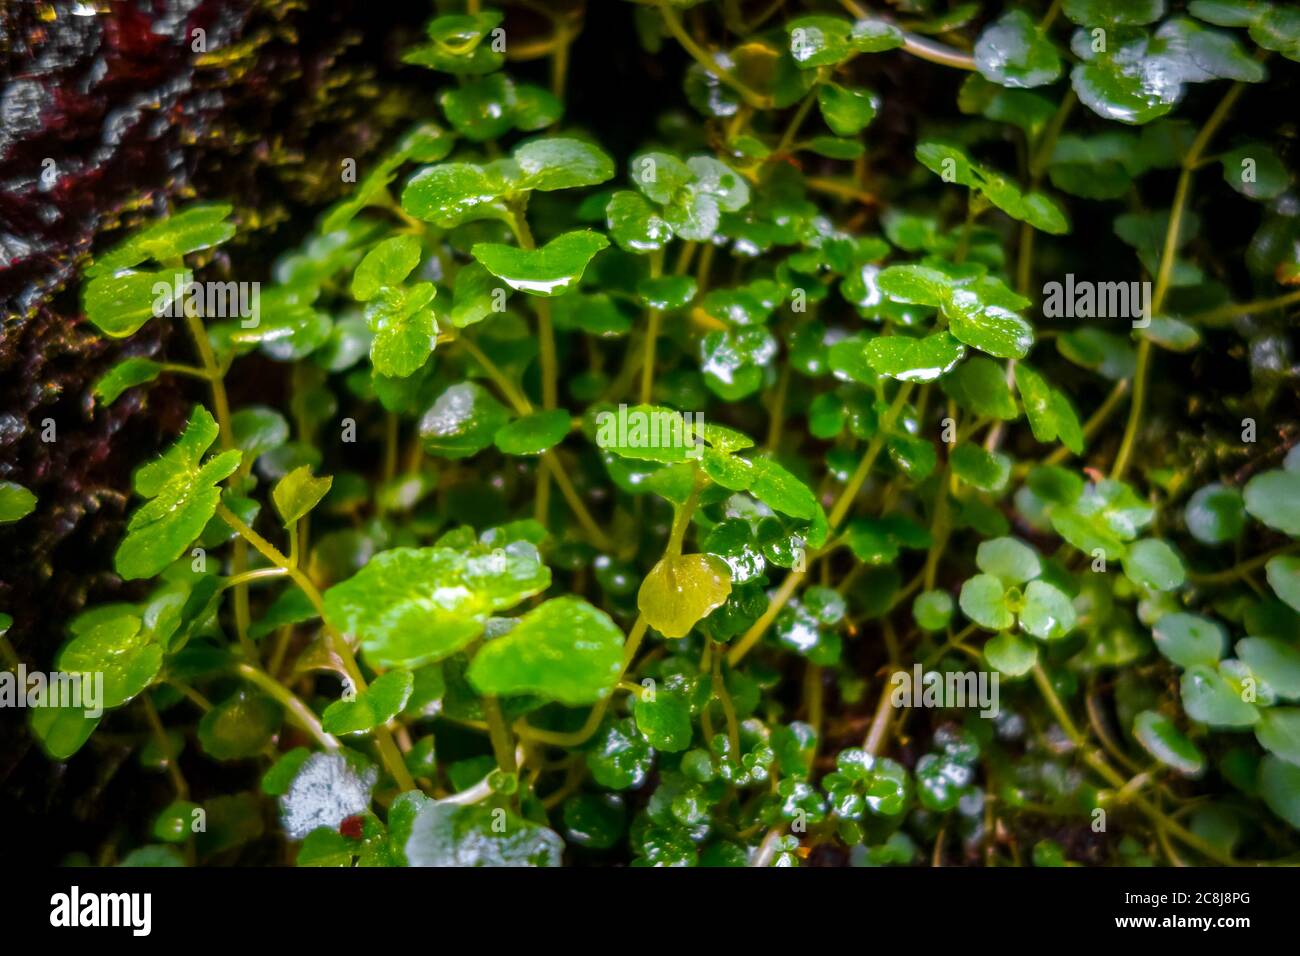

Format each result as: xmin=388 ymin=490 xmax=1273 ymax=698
xmin=1236 ymin=637 xmax=1300 ymax=699
xmin=1266 ymin=556 xmax=1300 ymax=614
xmin=638 ymin=553 xmax=733 ymax=638
xmin=468 ymin=596 xmax=625 ymax=705
xmin=1181 ymin=664 xmax=1259 ymax=727
xmin=1244 ymin=470 xmax=1300 ymax=536
xmin=419 ymin=382 xmax=512 ymax=459
xmin=511 ymin=137 xmax=615 ymax=192
xmin=1123 ymin=538 xmax=1187 ymax=591
xmin=913 ymin=590 xmax=954 ymax=632
xmin=493 ymin=409 xmax=570 ymax=456
xmin=1133 ymin=710 xmax=1205 ymax=776
xmin=0 ymin=481 xmax=37 ymax=523
xmin=1184 ymin=483 xmax=1245 ymax=544
xmin=1255 ymin=707 xmax=1300 ymax=765
xmin=984 ymin=630 xmax=1039 ymax=676
xmin=974 ymin=11 xmax=1062 ymax=89
xmin=1259 ymin=754 xmax=1300 ymax=828
xmin=959 ymin=573 xmax=1014 ymax=630
xmin=976 ymin=536 xmax=1042 ymax=584
xmin=472 ymin=230 xmax=610 ymax=297
xmin=322 ymin=669 xmax=415 ymax=735
xmin=1154 ymin=612 xmax=1226 ymax=668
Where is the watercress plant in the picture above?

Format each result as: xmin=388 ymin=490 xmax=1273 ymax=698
xmin=11 ymin=0 xmax=1300 ymax=867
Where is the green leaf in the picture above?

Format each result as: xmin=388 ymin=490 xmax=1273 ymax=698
xmin=30 ymin=704 xmax=101 ymax=760
xmin=1123 ymin=538 xmax=1187 ymax=591
xmin=864 ymin=332 xmax=965 ymax=383
xmin=1244 ymin=470 xmax=1300 ymax=536
xmin=1264 ymin=556 xmax=1300 ymax=614
xmin=984 ymin=631 xmax=1038 ymax=676
xmin=440 ymin=73 xmax=517 ymax=141
xmin=94 ymin=357 xmax=163 ymax=405
xmin=607 ymin=191 xmax=673 ymax=253
xmin=638 ymin=553 xmax=733 ymax=638
xmin=940 ymin=356 xmax=1018 ymax=420
xmin=472 ymin=230 xmax=610 ymax=297
xmin=1250 ymin=7 xmax=1300 ymax=62
xmin=634 ymin=687 xmax=693 ymax=752
xmin=974 ymin=10 xmax=1062 ymax=89
xmin=1259 ymin=754 xmax=1300 ymax=828
xmin=83 ymin=268 xmax=190 ymax=338
xmin=587 ymin=717 xmax=654 ymax=789
xmin=406 ymin=801 xmax=563 ymax=866
xmin=401 ymin=162 xmax=510 ymax=228
xmin=352 ymin=235 xmax=421 ymax=301
xmin=947 ymin=289 xmax=1035 ymax=358
xmin=230 ymin=406 xmax=289 ymax=460
xmin=56 ymin=615 xmax=161 ymax=709
xmin=950 ymin=444 xmax=1011 ymax=493
xmin=419 ymin=382 xmax=512 ymax=459
xmin=115 ymin=406 xmax=242 ymax=580
xmin=273 ymin=466 xmax=333 ymax=527
xmin=468 ymin=597 xmax=625 ymax=705
xmin=365 ymin=282 xmax=437 ymax=377
xmin=1154 ymin=612 xmax=1226 ymax=668
xmin=1015 ymin=363 xmax=1084 ymax=454
xmin=322 ymin=669 xmax=415 ymax=735
xmin=1020 ymin=580 xmax=1077 ymax=640
xmin=1185 ymin=483 xmax=1245 ymax=544
xmin=323 ymin=544 xmax=550 ymax=668
xmin=1071 ymin=29 xmax=1182 ymax=125
xmin=1181 ymin=664 xmax=1259 ymax=727
xmin=0 ymin=481 xmax=37 ymax=523
xmin=1221 ymin=143 xmax=1289 ymax=200
xmin=450 ymin=262 xmax=509 ymax=329
xmin=1064 ymin=0 xmax=1165 ymax=26
xmin=493 ymin=409 xmax=569 ymax=456
xmin=787 ymin=16 xmax=855 ymax=68
xmin=1256 ymin=708 xmax=1300 ymax=765
xmin=977 ymin=537 xmax=1042 ymax=584
xmin=596 ymin=404 xmax=700 ymax=464
xmin=198 ymin=687 xmax=281 ymax=759
xmin=816 ymin=83 xmax=879 ymax=136
xmin=511 ymin=137 xmax=615 ymax=192
xmin=746 ymin=457 xmax=819 ymax=520
xmin=1236 ymin=637 xmax=1300 ymax=699
xmin=86 ymin=203 xmax=235 ymax=278
xmin=402 ymin=10 xmax=506 ymax=75
xmin=913 ymin=590 xmax=954 ymax=632
xmin=851 ymin=18 xmax=906 ymax=52
xmin=960 ymin=573 xmax=1014 ymax=630
xmin=1134 ymin=710 xmax=1205 ymax=776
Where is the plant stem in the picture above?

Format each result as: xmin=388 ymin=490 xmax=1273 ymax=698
xmin=217 ymin=503 xmax=416 ymax=792
xmin=141 ymin=693 xmax=188 ymax=798
xmin=482 ymin=695 xmax=518 ymax=774
xmin=657 ymin=2 xmax=770 ymax=108
xmin=1112 ymin=82 xmax=1245 ymax=482
xmin=640 ymin=249 xmax=665 ymax=404
xmin=827 ymin=383 xmax=915 ymax=530
xmin=1031 ymin=663 xmax=1238 ymax=865
xmin=235 ymin=662 xmax=339 ymax=752
xmin=864 ymin=673 xmax=897 ymax=756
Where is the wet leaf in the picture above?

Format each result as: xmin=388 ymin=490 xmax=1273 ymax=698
xmin=638 ymin=553 xmax=733 ymax=638
xmin=468 ymin=597 xmax=625 ymax=704
xmin=472 ymin=230 xmax=610 ymax=296
xmin=322 ymin=669 xmax=415 ymax=735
